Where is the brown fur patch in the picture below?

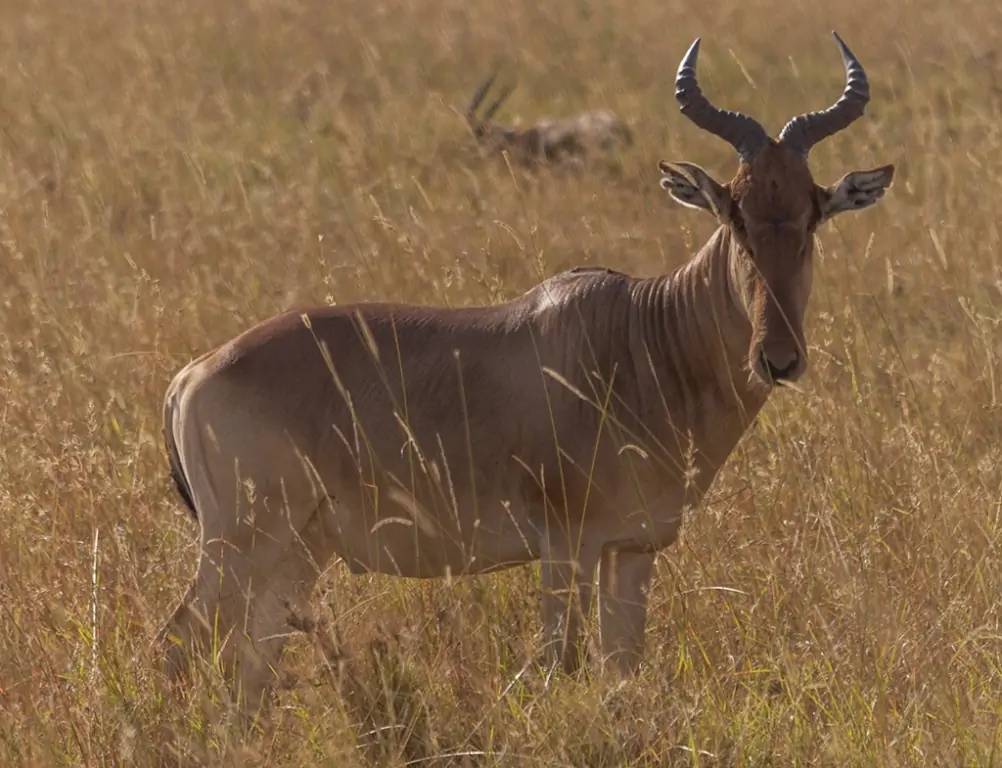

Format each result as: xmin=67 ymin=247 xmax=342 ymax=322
xmin=729 ymin=143 xmax=817 ymax=222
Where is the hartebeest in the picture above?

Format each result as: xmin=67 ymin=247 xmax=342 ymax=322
xmin=159 ymin=33 xmax=893 ymax=705
xmin=466 ymin=72 xmax=632 ymax=165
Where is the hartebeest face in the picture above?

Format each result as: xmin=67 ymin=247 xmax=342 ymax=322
xmin=659 ymin=33 xmax=894 ymax=386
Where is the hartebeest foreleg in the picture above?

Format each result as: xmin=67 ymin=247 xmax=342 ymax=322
xmin=598 ymin=547 xmax=656 ymax=674
xmin=539 ymin=530 xmax=599 ymax=673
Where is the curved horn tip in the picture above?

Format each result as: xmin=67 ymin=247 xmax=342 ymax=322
xmin=676 ymin=38 xmax=703 ymax=98
xmin=683 ymin=38 xmax=702 ymax=62
xmin=830 ymin=31 xmax=857 ymax=63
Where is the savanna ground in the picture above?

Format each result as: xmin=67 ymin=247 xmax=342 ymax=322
xmin=1 ymin=0 xmax=1001 ymax=765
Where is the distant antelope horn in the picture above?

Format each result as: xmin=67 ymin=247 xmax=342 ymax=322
xmin=674 ymin=38 xmax=769 ymax=162
xmin=481 ymin=82 xmax=515 ymax=125
xmin=778 ymin=32 xmax=870 ymax=155
xmin=467 ymin=72 xmax=499 ymax=126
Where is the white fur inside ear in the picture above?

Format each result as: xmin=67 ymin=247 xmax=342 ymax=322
xmin=852 ymin=170 xmax=892 ymax=189
xmin=846 ymin=172 xmax=888 ymax=207
xmin=660 ymin=172 xmax=700 ymax=197
xmin=824 ymin=166 xmax=894 ymax=217
xmin=658 ymin=161 xmax=727 ymax=214
xmin=660 ymin=173 xmax=708 ymax=210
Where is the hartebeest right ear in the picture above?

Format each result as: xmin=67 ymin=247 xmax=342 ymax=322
xmin=659 ymin=161 xmax=731 ymax=219
xmin=820 ymin=165 xmax=895 ymax=220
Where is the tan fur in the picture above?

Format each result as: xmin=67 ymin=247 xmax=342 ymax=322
xmin=728 ymin=144 xmax=821 ymax=380
xmin=158 ymin=238 xmax=767 ymax=702
xmin=159 ymin=136 xmax=891 ymax=712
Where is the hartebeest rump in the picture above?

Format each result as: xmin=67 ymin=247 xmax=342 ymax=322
xmin=159 ymin=33 xmax=893 ymax=705
xmin=466 ymin=73 xmax=632 ymax=165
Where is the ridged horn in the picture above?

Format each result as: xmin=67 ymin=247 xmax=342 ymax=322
xmin=674 ymin=38 xmax=769 ymax=161
xmin=777 ymin=32 xmax=870 ymax=155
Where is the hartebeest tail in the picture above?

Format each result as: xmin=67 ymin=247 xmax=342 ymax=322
xmin=159 ymin=32 xmax=893 ymax=709
xmin=163 ymin=391 xmax=197 ymax=521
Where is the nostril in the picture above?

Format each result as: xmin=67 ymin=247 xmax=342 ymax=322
xmin=765 ymin=351 xmax=801 ymax=381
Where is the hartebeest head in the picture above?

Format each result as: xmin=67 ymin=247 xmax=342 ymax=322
xmin=660 ymin=33 xmax=894 ymax=386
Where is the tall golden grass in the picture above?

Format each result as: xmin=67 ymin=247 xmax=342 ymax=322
xmin=1 ymin=0 xmax=1000 ymax=764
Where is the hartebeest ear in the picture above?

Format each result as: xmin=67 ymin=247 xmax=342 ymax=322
xmin=820 ymin=165 xmax=895 ymax=220
xmin=659 ymin=161 xmax=731 ymax=219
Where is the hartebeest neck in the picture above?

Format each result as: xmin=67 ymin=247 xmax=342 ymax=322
xmin=627 ymin=226 xmax=769 ymax=477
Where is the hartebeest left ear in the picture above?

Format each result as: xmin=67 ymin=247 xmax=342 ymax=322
xmin=820 ymin=165 xmax=895 ymax=220
xmin=659 ymin=161 xmax=732 ymax=220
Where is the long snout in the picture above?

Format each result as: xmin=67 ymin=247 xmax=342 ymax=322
xmin=751 ymin=295 xmax=808 ymax=385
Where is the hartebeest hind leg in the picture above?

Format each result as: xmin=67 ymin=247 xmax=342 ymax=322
xmin=160 ymin=488 xmax=334 ymax=707
xmin=598 ymin=548 xmax=655 ymax=674
xmin=160 ymin=527 xmax=263 ymax=685
xmin=236 ymin=506 xmax=335 ymax=705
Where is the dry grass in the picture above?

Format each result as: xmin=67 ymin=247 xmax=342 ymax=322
xmin=1 ymin=0 xmax=1001 ymax=765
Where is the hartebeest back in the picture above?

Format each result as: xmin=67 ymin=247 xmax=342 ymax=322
xmin=466 ymin=72 xmax=632 ymax=165
xmin=159 ymin=33 xmax=893 ymax=706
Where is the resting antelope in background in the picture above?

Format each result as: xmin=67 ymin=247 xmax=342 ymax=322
xmin=159 ymin=32 xmax=893 ymax=707
xmin=465 ymin=72 xmax=632 ymax=165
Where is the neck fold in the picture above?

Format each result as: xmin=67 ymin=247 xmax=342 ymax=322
xmin=628 ymin=227 xmax=769 ymax=464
